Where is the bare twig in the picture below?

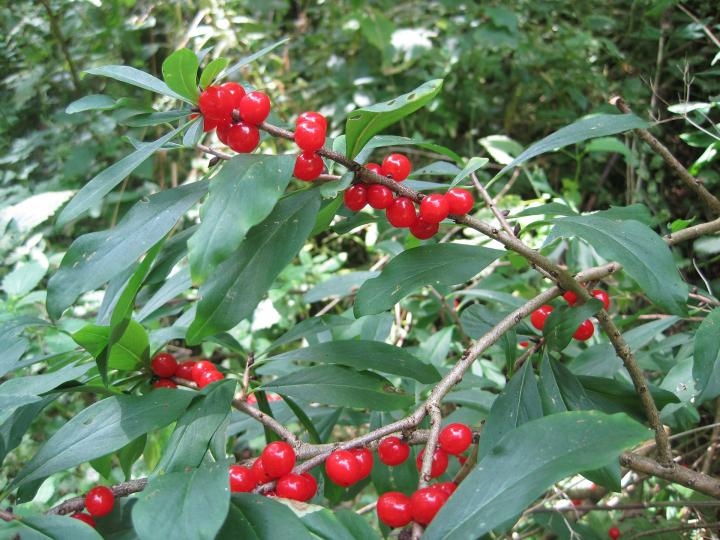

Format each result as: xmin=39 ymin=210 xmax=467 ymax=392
xmin=239 ymin=352 xmax=255 ymax=401
xmin=471 ymin=172 xmax=515 ymax=238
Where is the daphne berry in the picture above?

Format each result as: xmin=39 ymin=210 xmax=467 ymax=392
xmin=445 ymin=188 xmax=474 ymax=215
xmin=378 ymin=436 xmax=410 ymax=466
xmin=416 ymin=448 xmax=449 ymax=478
xmin=229 ymin=465 xmax=256 ymax=493
xmin=344 ymin=184 xmax=367 ymax=212
xmin=530 ymin=305 xmax=554 ymax=331
xmin=294 ymin=152 xmax=324 ymax=181
xmin=239 ymin=91 xmax=270 ymax=125
xmin=261 ymin=441 xmax=296 ymax=478
xmin=84 ymin=486 xmax=115 ymax=517
xmin=325 ymin=450 xmax=361 ymax=487
xmin=381 ymin=153 xmax=411 ymax=181
xmin=151 ymin=352 xmax=177 ymax=378
xmin=419 ymin=194 xmax=450 ymax=224
xmin=438 ymin=423 xmax=472 ymax=455
xmin=377 ymin=492 xmax=412 ymax=528
xmin=386 ymin=197 xmax=417 ymax=228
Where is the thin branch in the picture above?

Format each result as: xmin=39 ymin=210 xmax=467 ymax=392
xmin=665 ymin=217 xmax=720 ymax=244
xmin=532 ymin=500 xmax=720 ymax=513
xmin=0 ymin=508 xmax=17 ymax=522
xmin=471 ymin=171 xmax=516 ymax=238
xmin=620 ymin=452 xmax=720 ymax=498
xmin=418 ymin=404 xmax=443 ymax=487
xmin=677 ymin=4 xmax=720 ymax=49
xmin=238 ymin=352 xmax=255 ymax=401
xmin=627 ymin=521 xmax=720 ymax=540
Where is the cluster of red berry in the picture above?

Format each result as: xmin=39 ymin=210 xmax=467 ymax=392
xmin=70 ymin=486 xmax=115 ymax=528
xmin=292 ymin=112 xmax=327 ymax=182
xmin=343 ymin=155 xmax=475 ymax=240
xmin=150 ymin=352 xmax=224 ymax=389
xmin=198 ymin=82 xmax=270 ymax=153
xmin=530 ymin=289 xmax=610 ymax=342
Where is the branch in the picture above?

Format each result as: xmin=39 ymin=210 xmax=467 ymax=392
xmin=627 ymin=521 xmax=720 ymax=540
xmin=666 ymin=217 xmax=720 ymax=244
xmin=620 ymin=452 xmax=720 ymax=498
xmin=471 ymin=172 xmax=516 ymax=238
xmin=531 ymin=499 xmax=720 ymax=513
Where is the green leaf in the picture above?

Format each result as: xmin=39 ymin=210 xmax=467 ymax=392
xmin=137 ymin=267 xmax=192 ymax=321
xmin=220 ymin=38 xmax=290 ymax=81
xmin=187 ymin=190 xmax=320 ymax=343
xmin=4 ymin=514 xmax=104 ymax=540
xmin=584 ymin=136 xmax=633 ymax=159
xmin=549 ymin=215 xmax=688 ymax=315
xmin=119 ymin=435 xmax=147 ymax=480
xmin=1 ymin=262 xmax=46 ymax=297
xmin=72 ymin=320 xmax=149 ymax=371
xmin=155 ymin=379 xmax=236 ymax=473
xmin=162 ymin=49 xmax=200 ymax=103
xmin=515 ymin=203 xmax=578 ymax=218
xmin=199 ymin=57 xmax=229 ymax=89
xmin=132 ymin=461 xmax=230 ymax=540
xmin=13 ymin=390 xmax=194 ymax=487
xmin=0 ymin=397 xmax=54 ymax=464
xmin=693 ymin=309 xmax=720 ymax=402
xmin=261 ymin=365 xmax=413 ymax=411
xmin=262 ymin=340 xmax=440 ymax=384
xmin=423 ymin=411 xmax=651 ymax=540
xmin=494 ymin=113 xmax=648 ymax=179
xmin=188 ymin=155 xmax=295 ymax=284
xmin=65 ymin=94 xmax=116 ymax=114
xmin=57 ymin=127 xmax=183 ymax=225
xmin=579 ymin=376 xmax=680 ymax=417
xmin=217 ymin=493 xmax=311 ymax=539
xmin=48 ymin=181 xmax=208 ymax=319
xmin=182 ymin=116 xmax=203 ymax=147
xmin=345 ymin=79 xmax=444 ymax=159
xmin=301 ymin=505 xmax=382 ymax=540
xmin=304 ymin=271 xmax=379 ymax=302
xmin=85 ymin=65 xmax=190 ymax=103
xmin=355 ymin=244 xmax=503 ymax=316
xmin=0 ymin=364 xmax=91 ymax=399
xmin=542 ymin=299 xmax=603 ymax=351
xmin=448 ymin=157 xmax=490 ymax=188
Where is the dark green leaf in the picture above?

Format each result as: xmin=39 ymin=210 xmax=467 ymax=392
xmin=85 ymin=65 xmax=190 ymax=102
xmin=301 ymin=506 xmax=382 ymax=540
xmin=216 ymin=493 xmax=311 ymax=539
xmin=694 ymin=309 xmax=720 ymax=402
xmin=72 ymin=320 xmax=148 ymax=371
xmin=4 ymin=514 xmax=103 ymax=539
xmin=448 ymin=157 xmax=490 ymax=188
xmin=303 ymin=271 xmax=379 ymax=303
xmin=65 ymin=94 xmax=116 ymax=114
xmin=579 ymin=375 xmax=680 ymax=417
xmin=543 ymin=299 xmax=603 ymax=351
xmin=119 ymin=435 xmax=146 ymax=480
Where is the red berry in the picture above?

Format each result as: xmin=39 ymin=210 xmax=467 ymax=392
xmin=563 ymin=291 xmax=578 ymax=306
xmin=378 ymin=437 xmax=411 ymax=466
xmin=376 ymin=492 xmax=412 ymax=528
xmin=344 ymin=185 xmax=367 ymax=212
xmin=386 ymin=197 xmax=417 ymax=228
xmin=438 ymin=423 xmax=472 ymax=455
xmin=297 ymin=111 xmax=327 ymax=130
xmin=410 ymin=217 xmax=439 ymax=240
xmin=84 ymin=486 xmax=114 ymax=517
xmin=365 ymin=162 xmax=382 ymax=175
xmin=293 ymin=152 xmax=324 ymax=181
xmin=197 ymin=369 xmax=224 ymax=388
xmin=239 ymin=91 xmax=271 ymax=125
xmin=350 ymin=448 xmax=374 ymax=480
xmin=325 ymin=450 xmax=361 ymax=487
xmin=530 ymin=305 xmax=554 ymax=331
xmin=300 ymin=472 xmax=318 ymax=501
xmin=591 ymin=289 xmax=611 ymax=311
xmin=151 ymin=352 xmax=177 ymax=378
xmin=381 ymin=154 xmax=411 ymax=181
xmin=445 ymin=188 xmax=474 ymax=215
xmin=433 ymin=482 xmax=457 ymax=497
xmin=571 ymin=498 xmax=583 ymax=507
xmin=261 ymin=441 xmax=296 ymax=478
xmin=295 ymin=121 xmax=326 ymax=152
xmin=367 ymin=184 xmax=394 ymax=210
xmin=199 ymin=86 xmax=226 ymax=121
xmin=202 ymin=116 xmax=218 ymax=132
xmin=519 ymin=341 xmax=529 ymax=348
xmin=218 ymin=82 xmax=246 ymax=120
xmin=608 ymin=526 xmax=621 ymax=540
xmin=191 ymin=360 xmax=217 ymax=383
xmin=229 ymin=465 xmax=256 ymax=492
xmin=71 ymin=513 xmax=96 ymax=527
xmin=175 ymin=360 xmax=195 ymax=381
xmin=410 ymin=486 xmax=448 ymax=525
xmin=276 ymin=473 xmax=315 ymax=501
xmin=216 ymin=122 xmax=232 ymax=145
xmin=264 ymin=490 xmax=277 ymax=497
xmin=227 ymin=122 xmax=260 ymax=153
xmin=252 ymin=458 xmax=273 ymax=484
xmin=573 ymin=319 xmax=595 ymax=341
xmin=457 ymin=455 xmax=467 ymax=465
xmin=416 ymin=448 xmax=449 ymax=479
xmin=419 ymin=194 xmax=450 ymax=224
xmin=153 ymin=379 xmax=177 ymax=389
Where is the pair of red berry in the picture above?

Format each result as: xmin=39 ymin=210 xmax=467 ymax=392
xmin=199 ymin=82 xmax=271 ymax=153
xmin=243 ymin=441 xmax=317 ymax=501
xmin=325 ymin=447 xmax=374 ymax=487
xmin=151 ymin=352 xmax=224 ymax=389
xmin=71 ymin=485 xmax=115 ymax=527
xmin=530 ymin=288 xmax=610 ymax=342
xmin=293 ymin=112 xmax=327 ymax=182
xmin=377 ymin=482 xmax=456 ymax=528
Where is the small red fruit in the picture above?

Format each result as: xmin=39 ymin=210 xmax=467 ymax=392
xmin=419 ymin=194 xmax=450 ymax=224
xmin=176 ymin=360 xmax=195 ymax=381
xmin=216 ymin=122 xmax=232 ymax=145
xmin=276 ymin=473 xmax=313 ymax=501
xmin=202 ymin=116 xmax=218 ymax=132
xmin=530 ymin=305 xmax=554 ymax=331
xmin=438 ymin=423 xmax=472 ymax=455
xmin=344 ymin=185 xmax=367 ymax=212
xmin=325 ymin=450 xmax=361 ymax=487
xmin=365 ymin=162 xmax=382 ymax=175
xmin=591 ymin=289 xmax=611 ymax=311
xmin=199 ymin=85 xmax=226 ymax=121
xmin=367 ymin=184 xmax=394 ymax=209
xmin=191 ymin=360 xmax=217 ymax=383
xmin=295 ymin=121 xmax=326 ymax=152
xmin=218 ymin=82 xmax=246 ymax=120
xmin=301 ymin=472 xmax=318 ymax=500
xmin=378 ymin=437 xmax=411 ymax=466
xmin=239 ymin=91 xmax=271 ymax=125
xmin=297 ymin=111 xmax=327 ymax=130
xmin=608 ymin=526 xmax=621 ymax=540
xmin=410 ymin=217 xmax=439 ymax=240
xmin=153 ymin=379 xmax=177 ymax=389
xmin=519 ymin=341 xmax=529 ymax=348
xmin=386 ymin=197 xmax=417 ymax=228
xmin=294 ymin=152 xmax=324 ymax=181
xmin=197 ymin=369 xmax=224 ymax=388
xmin=571 ymin=498 xmax=583 ymax=507
xmin=445 ymin=188 xmax=474 ymax=215
xmin=84 ymin=486 xmax=115 ymax=517
xmin=376 ymin=492 xmax=412 ymax=528
xmin=573 ymin=319 xmax=595 ymax=341
xmin=252 ymin=458 xmax=273 ymax=484
xmin=226 ymin=122 xmax=260 ymax=153
xmin=229 ymin=465 xmax=256 ymax=492
xmin=381 ymin=154 xmax=411 ymax=181
xmin=151 ymin=352 xmax=177 ymax=378
xmin=563 ymin=291 xmax=578 ymax=306
xmin=71 ymin=513 xmax=96 ymax=527
xmin=410 ymin=486 xmax=448 ymax=525
xmin=261 ymin=441 xmax=296 ymax=478
xmin=434 ymin=482 xmax=457 ymax=497
xmin=416 ymin=448 xmax=450 ymax=479
xmin=350 ymin=447 xmax=374 ymax=479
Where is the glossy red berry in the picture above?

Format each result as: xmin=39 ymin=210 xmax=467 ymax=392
xmin=420 ymin=194 xmax=450 ymax=224
xmin=367 ymin=184 xmax=394 ymax=209
xmin=239 ymin=91 xmax=271 ymax=125
xmin=416 ymin=448 xmax=449 ymax=479
xmin=153 ymin=379 xmax=177 ymax=389
xmin=571 ymin=498 xmax=583 ymax=507
xmin=301 ymin=472 xmax=318 ymax=500
xmin=295 ymin=121 xmax=326 ymax=152
xmin=325 ymin=450 xmax=362 ymax=487
xmin=573 ymin=319 xmax=595 ymax=341
xmin=218 ymin=82 xmax=246 ymax=120
xmin=530 ymin=305 xmax=554 ymax=331
xmin=410 ymin=217 xmax=439 ymax=240
xmin=216 ymin=122 xmax=232 ymax=145
xmin=365 ymin=162 xmax=382 ymax=175
xmin=378 ymin=437 xmax=411 ymax=466
xmin=71 ymin=513 xmax=96 ymax=527
xmin=84 ymin=486 xmax=114 ymax=517
xmin=151 ymin=352 xmax=177 ymax=378
xmin=608 ymin=526 xmax=621 ymax=540
xmin=197 ymin=369 xmax=224 ymax=388
xmin=434 ymin=482 xmax=457 ymax=497
xmin=199 ymin=86 xmax=226 ymax=121
xmin=350 ymin=447 xmax=374 ymax=480
xmin=294 ymin=152 xmax=324 ymax=181
xmin=252 ymin=458 xmax=273 ymax=484
xmin=376 ymin=492 xmax=412 ymax=528
xmin=227 ymin=122 xmax=260 ymax=153
xmin=344 ymin=185 xmax=367 ymax=212
xmin=563 ymin=291 xmax=578 ymax=306
xmin=229 ymin=465 xmax=256 ymax=492
xmin=386 ymin=197 xmax=417 ymax=228
xmin=175 ymin=360 xmax=195 ymax=381
xmin=591 ymin=289 xmax=611 ymax=311
xmin=202 ymin=116 xmax=218 ymax=132
xmin=519 ymin=341 xmax=529 ymax=348
xmin=297 ymin=111 xmax=327 ymax=130
xmin=276 ymin=473 xmax=313 ymax=501
xmin=261 ymin=441 xmax=296 ymax=478
xmin=438 ymin=423 xmax=472 ymax=455
xmin=191 ymin=360 xmax=216 ymax=383
xmin=381 ymin=154 xmax=411 ymax=181
xmin=445 ymin=188 xmax=474 ymax=215
xmin=410 ymin=486 xmax=448 ymax=525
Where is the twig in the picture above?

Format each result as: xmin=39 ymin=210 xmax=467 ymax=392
xmin=493 ymin=169 xmax=521 ymax=203
xmin=620 ymin=452 xmax=720 ymax=498
xmin=0 ymin=508 xmax=17 ymax=522
xmin=429 ymin=287 xmax=470 ymax=346
xmin=531 ymin=500 xmax=720 ymax=513
xmin=239 ymin=352 xmax=255 ymax=401
xmin=513 ymin=339 xmax=544 ymax=371
xmin=627 ymin=521 xmax=720 ymax=540
xmin=471 ymin=172 xmax=516 ymax=238
xmin=665 ymin=217 xmax=720 ymax=244
xmin=677 ymin=4 xmax=720 ymax=49
xmin=418 ymin=404 xmax=443 ymax=487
